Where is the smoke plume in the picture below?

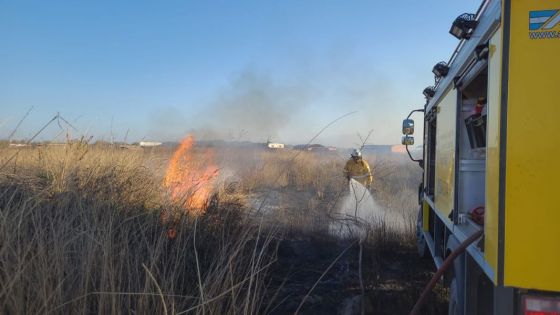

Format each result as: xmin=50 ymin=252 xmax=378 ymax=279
xmin=197 ymin=69 xmax=312 ymax=142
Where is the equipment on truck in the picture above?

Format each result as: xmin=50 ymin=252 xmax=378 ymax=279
xmin=401 ymin=1 xmax=560 ymax=314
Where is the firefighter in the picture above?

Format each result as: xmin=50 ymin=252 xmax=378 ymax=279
xmin=343 ymin=149 xmax=373 ymax=188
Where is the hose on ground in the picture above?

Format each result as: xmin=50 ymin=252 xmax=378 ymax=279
xmin=409 ymin=229 xmax=484 ymax=315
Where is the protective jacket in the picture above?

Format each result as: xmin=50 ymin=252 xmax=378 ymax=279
xmin=343 ymin=158 xmax=373 ymax=187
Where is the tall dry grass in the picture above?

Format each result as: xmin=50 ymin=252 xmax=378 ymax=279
xmin=221 ymin=149 xmax=347 ymax=233
xmin=0 ymin=144 xmax=277 ymax=315
xmin=367 ymin=154 xmax=422 ymax=248
xmin=0 ymin=142 xmax=423 ymax=314
xmin=217 ymin=147 xmax=421 ymax=247
xmin=224 ymin=149 xmax=344 ymax=196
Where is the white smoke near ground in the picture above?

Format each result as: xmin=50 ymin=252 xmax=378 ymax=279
xmin=331 ymin=179 xmax=406 ymax=239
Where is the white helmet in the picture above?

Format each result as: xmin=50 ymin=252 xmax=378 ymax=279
xmin=351 ymin=149 xmax=362 ymax=157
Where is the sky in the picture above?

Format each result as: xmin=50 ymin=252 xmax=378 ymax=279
xmin=0 ymin=0 xmax=480 ymax=147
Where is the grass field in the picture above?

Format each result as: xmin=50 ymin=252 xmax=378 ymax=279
xmin=0 ymin=142 xmax=446 ymax=314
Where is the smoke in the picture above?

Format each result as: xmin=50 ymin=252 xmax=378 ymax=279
xmin=146 ymin=107 xmax=189 ymax=141
xmin=196 ymin=69 xmax=312 ymax=142
xmin=144 ymin=50 xmax=414 ymax=146
xmin=313 ymin=68 xmax=404 ymax=147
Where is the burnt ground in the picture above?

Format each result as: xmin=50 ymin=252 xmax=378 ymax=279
xmin=263 ymin=233 xmax=448 ymax=315
xmin=249 ymin=185 xmax=449 ymax=315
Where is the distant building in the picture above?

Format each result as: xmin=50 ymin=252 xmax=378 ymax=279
xmin=8 ymin=143 xmax=30 ymax=148
xmin=361 ymin=145 xmax=392 ymax=153
xmin=267 ymin=142 xmax=284 ymax=149
xmin=139 ymin=141 xmax=162 ymax=147
xmin=391 ymin=145 xmax=407 ymax=153
xmin=293 ymin=144 xmax=336 ymax=152
xmin=360 ymin=144 xmax=408 ymax=154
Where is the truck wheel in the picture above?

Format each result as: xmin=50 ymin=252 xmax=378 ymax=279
xmin=417 ymin=206 xmax=429 ymax=258
xmin=448 ymin=278 xmax=459 ymax=315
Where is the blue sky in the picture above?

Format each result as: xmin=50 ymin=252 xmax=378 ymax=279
xmin=0 ymin=0 xmax=480 ymax=146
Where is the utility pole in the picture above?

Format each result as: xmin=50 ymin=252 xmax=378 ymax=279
xmin=8 ymin=106 xmax=34 ymax=142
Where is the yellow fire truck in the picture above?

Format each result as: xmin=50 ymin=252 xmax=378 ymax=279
xmin=401 ymin=0 xmax=560 ymax=313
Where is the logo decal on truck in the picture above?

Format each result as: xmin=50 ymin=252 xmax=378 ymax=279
xmin=529 ymin=10 xmax=560 ymax=39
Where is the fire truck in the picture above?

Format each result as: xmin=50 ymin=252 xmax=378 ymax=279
xmin=401 ymin=0 xmax=560 ymax=314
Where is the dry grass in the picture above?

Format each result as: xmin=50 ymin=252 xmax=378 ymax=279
xmin=0 ymin=143 xmax=424 ymax=314
xmin=228 ymin=148 xmax=421 ymax=246
xmin=367 ymin=154 xmax=422 ymax=248
xmin=0 ymin=144 xmax=277 ymax=315
xmin=223 ymin=149 xmax=344 ymax=195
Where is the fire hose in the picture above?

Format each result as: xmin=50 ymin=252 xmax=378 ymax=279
xmin=409 ymin=229 xmax=484 ymax=315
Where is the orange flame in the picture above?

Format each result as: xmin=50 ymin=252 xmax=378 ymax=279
xmin=163 ymin=135 xmax=219 ymax=216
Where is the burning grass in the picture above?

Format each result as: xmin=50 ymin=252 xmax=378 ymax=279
xmin=0 ymin=143 xmax=276 ymax=314
xmin=163 ymin=135 xmax=219 ymax=215
xmin=0 ymin=141 xmax=440 ymax=314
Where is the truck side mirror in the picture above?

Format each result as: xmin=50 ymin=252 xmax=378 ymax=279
xmin=402 ymin=135 xmax=414 ymax=146
xmin=402 ymin=119 xmax=415 ymax=135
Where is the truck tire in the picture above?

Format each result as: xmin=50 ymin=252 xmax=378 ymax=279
xmin=417 ymin=206 xmax=429 ymax=258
